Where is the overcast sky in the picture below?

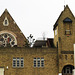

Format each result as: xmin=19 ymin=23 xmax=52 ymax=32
xmin=0 ymin=0 xmax=75 ymax=40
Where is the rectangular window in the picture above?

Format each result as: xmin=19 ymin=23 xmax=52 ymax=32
xmin=13 ymin=57 xmax=24 ymax=68
xmin=41 ymin=58 xmax=44 ymax=67
xmin=37 ymin=58 xmax=40 ymax=67
xmin=65 ymin=30 xmax=71 ymax=35
xmin=21 ymin=58 xmax=24 ymax=67
xmin=33 ymin=58 xmax=36 ymax=67
xmin=13 ymin=58 xmax=16 ymax=67
xmin=17 ymin=58 xmax=20 ymax=67
xmin=33 ymin=57 xmax=44 ymax=68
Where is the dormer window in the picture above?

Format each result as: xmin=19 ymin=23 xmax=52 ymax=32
xmin=63 ymin=17 xmax=72 ymax=35
xmin=3 ymin=17 xmax=9 ymax=26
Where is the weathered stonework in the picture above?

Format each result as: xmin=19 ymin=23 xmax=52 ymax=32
xmin=0 ymin=5 xmax=74 ymax=75
xmin=0 ymin=47 xmax=58 ymax=75
xmin=54 ymin=5 xmax=75 ymax=73
xmin=0 ymin=9 xmax=27 ymax=47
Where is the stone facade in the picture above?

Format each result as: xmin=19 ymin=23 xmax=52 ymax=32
xmin=54 ymin=5 xmax=75 ymax=74
xmin=0 ymin=48 xmax=58 ymax=75
xmin=0 ymin=9 xmax=27 ymax=47
xmin=0 ymin=5 xmax=74 ymax=75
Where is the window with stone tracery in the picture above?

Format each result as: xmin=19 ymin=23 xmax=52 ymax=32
xmin=0 ymin=33 xmax=17 ymax=47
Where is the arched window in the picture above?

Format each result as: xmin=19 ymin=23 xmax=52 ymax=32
xmin=62 ymin=65 xmax=74 ymax=74
xmin=3 ymin=17 xmax=9 ymax=26
xmin=0 ymin=33 xmax=17 ymax=47
xmin=63 ymin=17 xmax=72 ymax=36
xmin=65 ymin=67 xmax=71 ymax=73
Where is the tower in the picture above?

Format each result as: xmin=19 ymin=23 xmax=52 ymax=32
xmin=53 ymin=5 xmax=75 ymax=75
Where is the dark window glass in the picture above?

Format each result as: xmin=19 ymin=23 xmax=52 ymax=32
xmin=21 ymin=58 xmax=24 ymax=67
xmin=41 ymin=58 xmax=44 ymax=67
xmin=5 ymin=20 xmax=7 ymax=24
xmin=34 ymin=58 xmax=36 ymax=67
xmin=17 ymin=58 xmax=20 ymax=67
xmin=37 ymin=58 xmax=40 ymax=67
xmin=66 ymin=67 xmax=71 ymax=73
xmin=13 ymin=58 xmax=16 ymax=67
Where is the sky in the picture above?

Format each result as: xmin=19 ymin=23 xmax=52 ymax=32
xmin=0 ymin=0 xmax=75 ymax=40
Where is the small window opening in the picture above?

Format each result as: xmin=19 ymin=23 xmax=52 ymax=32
xmin=5 ymin=20 xmax=7 ymax=25
xmin=71 ymin=55 xmax=73 ymax=60
xmin=65 ymin=55 xmax=67 ymax=60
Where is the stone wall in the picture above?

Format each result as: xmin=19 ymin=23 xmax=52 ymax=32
xmin=0 ymin=47 xmax=58 ymax=75
xmin=0 ymin=9 xmax=27 ymax=47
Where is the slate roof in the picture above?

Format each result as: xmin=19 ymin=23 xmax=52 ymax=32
xmin=33 ymin=40 xmax=47 ymax=47
xmin=33 ymin=38 xmax=54 ymax=48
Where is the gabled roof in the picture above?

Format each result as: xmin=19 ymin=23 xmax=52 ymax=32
xmin=53 ymin=5 xmax=75 ymax=30
xmin=0 ymin=9 xmax=28 ymax=47
xmin=0 ymin=9 xmax=14 ymax=21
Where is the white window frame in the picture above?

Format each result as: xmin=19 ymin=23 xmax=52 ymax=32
xmin=17 ymin=58 xmax=20 ymax=67
xmin=65 ymin=30 xmax=71 ymax=35
xmin=33 ymin=58 xmax=37 ymax=67
xmin=3 ymin=17 xmax=9 ymax=26
xmin=13 ymin=58 xmax=16 ymax=68
xmin=33 ymin=57 xmax=44 ymax=68
xmin=37 ymin=58 xmax=40 ymax=67
xmin=20 ymin=58 xmax=24 ymax=67
xmin=41 ymin=58 xmax=44 ymax=67
xmin=13 ymin=57 xmax=24 ymax=68
xmin=66 ymin=67 xmax=71 ymax=73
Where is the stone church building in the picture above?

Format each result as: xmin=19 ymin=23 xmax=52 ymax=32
xmin=0 ymin=5 xmax=74 ymax=75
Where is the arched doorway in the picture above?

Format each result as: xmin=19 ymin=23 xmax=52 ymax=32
xmin=62 ymin=65 xmax=74 ymax=75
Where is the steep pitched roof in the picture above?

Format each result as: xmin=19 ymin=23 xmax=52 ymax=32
xmin=0 ymin=9 xmax=28 ymax=47
xmin=53 ymin=5 xmax=75 ymax=30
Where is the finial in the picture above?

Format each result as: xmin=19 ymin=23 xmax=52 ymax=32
xmin=5 ymin=9 xmax=8 ymax=12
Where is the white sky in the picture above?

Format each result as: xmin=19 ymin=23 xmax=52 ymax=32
xmin=0 ymin=0 xmax=75 ymax=40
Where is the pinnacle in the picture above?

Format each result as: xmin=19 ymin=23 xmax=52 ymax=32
xmin=5 ymin=9 xmax=8 ymax=12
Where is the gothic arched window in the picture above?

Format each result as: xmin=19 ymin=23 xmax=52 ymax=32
xmin=63 ymin=17 xmax=72 ymax=35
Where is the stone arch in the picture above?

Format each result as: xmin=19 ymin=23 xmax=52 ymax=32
xmin=0 ymin=30 xmax=17 ymax=47
xmin=62 ymin=65 xmax=74 ymax=75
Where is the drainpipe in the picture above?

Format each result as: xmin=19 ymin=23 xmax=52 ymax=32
xmin=72 ymin=44 xmax=75 ymax=75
